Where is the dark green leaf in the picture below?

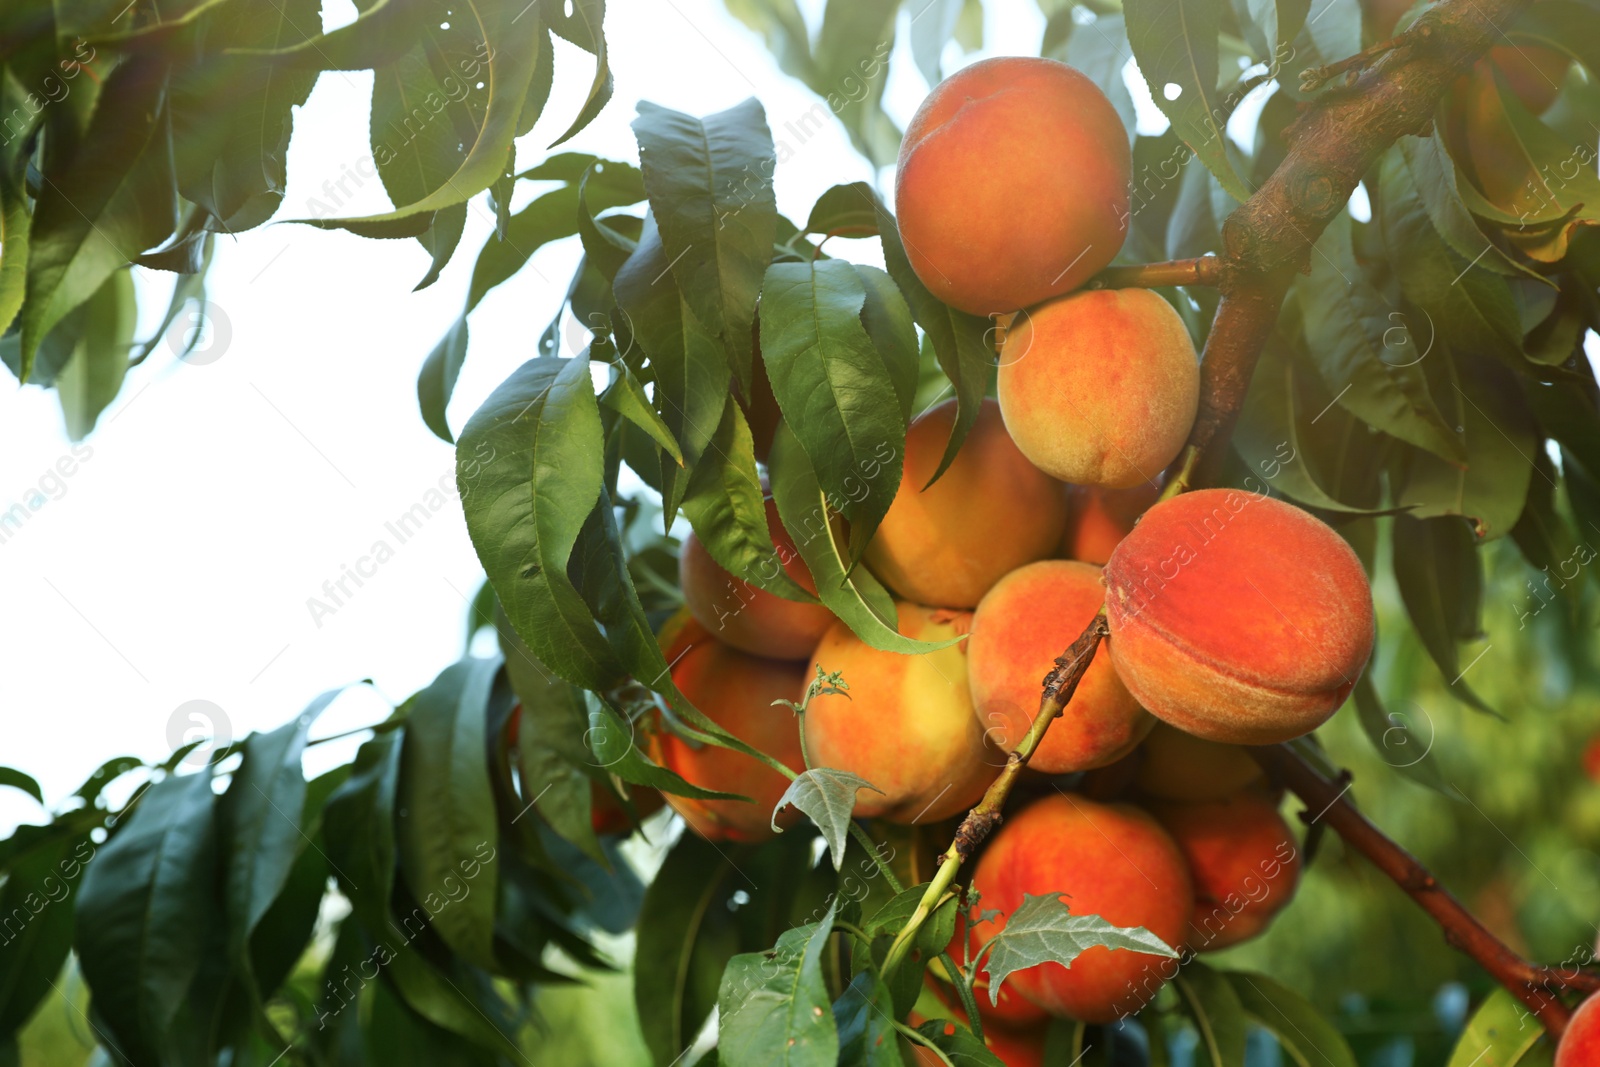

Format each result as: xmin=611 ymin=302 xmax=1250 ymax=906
xmin=599 ymin=356 xmax=685 ymax=465
xmin=458 ymin=357 xmax=621 ymax=690
xmin=1225 ymin=970 xmax=1358 ymax=1067
xmin=806 ymin=182 xmax=881 ymax=237
xmin=397 ymin=658 xmax=501 ymax=970
xmin=632 ymin=98 xmax=776 ymax=390
xmin=511 ymin=646 xmax=604 ymax=862
xmin=760 ymin=259 xmax=905 ymax=554
xmin=323 ymin=730 xmax=402 ymax=933
xmin=855 ymin=265 xmax=918 ymax=428
xmin=913 ymin=1019 xmax=1004 ymax=1066
xmin=833 ymin=970 xmax=903 ymax=1067
xmin=0 ymin=829 xmax=93 ymax=1034
xmin=861 ymin=881 xmax=961 ymax=1017
xmin=1394 ymin=135 xmax=1546 ymax=283
xmin=1352 ymin=672 xmax=1455 ymax=796
xmin=1174 ymin=961 xmax=1248 ymax=1067
xmin=1391 ymin=515 xmax=1497 ymax=715
xmin=76 ymin=770 xmax=218 ymax=1063
xmin=587 ymin=696 xmax=744 ymax=800
xmin=0 ymin=768 xmax=42 ymax=806
xmin=75 ymin=757 xmax=143 ymax=804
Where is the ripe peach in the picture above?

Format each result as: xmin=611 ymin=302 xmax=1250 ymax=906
xmin=647 ymin=622 xmax=806 ymax=843
xmin=965 ymin=794 xmax=1191 ymax=1023
xmin=804 ymin=602 xmax=997 ymax=823
xmin=865 ymin=398 xmax=1068 ymax=610
xmin=895 ymin=57 xmax=1131 ymax=316
xmin=967 ymin=560 xmax=1152 ymax=774
xmin=998 ymin=289 xmax=1198 ymax=489
xmin=1062 ymin=482 xmax=1163 ymax=565
xmin=679 ymin=496 xmax=834 ymax=661
xmin=1133 ymin=723 xmax=1265 ymax=802
xmin=1557 ymin=992 xmax=1600 ymax=1067
xmin=1104 ymin=489 xmax=1376 ymax=745
xmin=1146 ymin=792 xmax=1301 ymax=952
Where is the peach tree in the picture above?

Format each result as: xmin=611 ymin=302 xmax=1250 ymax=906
xmin=0 ymin=0 xmax=1598 ymax=1064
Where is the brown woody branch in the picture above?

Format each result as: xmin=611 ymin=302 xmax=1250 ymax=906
xmin=1252 ymin=745 xmax=1597 ymax=1036
xmin=1186 ymin=0 xmax=1533 ymax=480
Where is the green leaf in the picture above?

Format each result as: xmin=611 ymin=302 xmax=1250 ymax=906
xmin=75 ymin=756 xmax=143 ymax=804
xmin=811 ymin=0 xmax=901 ymax=167
xmin=680 ymin=396 xmax=813 ymax=602
xmin=861 ymin=882 xmax=961 ymax=1016
xmin=983 ymin=893 xmax=1179 ymax=1008
xmin=0 ymin=829 xmax=92 ymax=1035
xmin=302 ymin=0 xmax=547 ymax=225
xmin=0 ymin=176 xmax=28 ymax=339
xmin=909 ymin=0 xmax=964 ymax=85
xmin=323 ymin=730 xmax=402 ymax=934
xmin=132 ymin=233 xmax=213 ymax=365
xmin=76 ymin=770 xmax=218 ymax=1063
xmin=55 ymin=268 xmax=134 ymax=440
xmin=20 ymin=56 xmax=167 ymax=383
xmin=458 ymin=356 xmax=621 ymax=691
xmin=598 ymin=355 xmax=685 ymax=464
xmin=806 ymin=182 xmax=881 ymax=237
xmin=225 ymin=692 xmax=334 ymax=971
xmin=1393 ymin=354 xmax=1536 ymax=540
xmin=0 ymin=768 xmax=42 ymax=805
xmin=1393 ymin=134 xmax=1547 ymax=284
xmin=772 ymin=768 xmax=881 ymax=871
xmin=418 ymin=318 xmax=468 ymax=444
xmin=717 ymin=899 xmax=840 ymax=1067
xmin=396 ymin=657 xmax=501 ymax=970
xmin=511 ymin=648 xmax=604 ymax=862
xmin=614 ymin=216 xmax=731 ymax=519
xmin=768 ymin=422 xmax=950 ymax=654
xmin=586 ymin=695 xmax=746 ymax=800
xmin=1391 ymin=515 xmax=1497 ymax=716
xmin=833 ymin=971 xmax=904 ymax=1067
xmin=1062 ymin=13 xmax=1139 ymax=139
xmin=221 ymin=0 xmax=429 ymax=69
xmin=1174 ymin=961 xmax=1248 ymax=1067
xmin=1446 ymin=989 xmax=1552 ymax=1067
xmin=1512 ymin=448 xmax=1586 ymax=610
xmin=855 ymin=265 xmax=918 ymax=429
xmin=1352 ymin=672 xmax=1456 ymax=796
xmin=1125 ymin=0 xmax=1251 ymax=202
xmin=1297 ymin=214 xmax=1462 ymax=462
xmin=880 ymin=212 xmax=994 ymax=487
xmin=632 ymin=98 xmax=777 ymax=391
xmin=760 ymin=259 xmax=905 ymax=553
xmin=913 ymin=1020 xmax=1003 ymax=1066
xmin=544 ymin=0 xmax=613 ymax=146
xmin=1224 ymin=970 xmax=1358 ymax=1067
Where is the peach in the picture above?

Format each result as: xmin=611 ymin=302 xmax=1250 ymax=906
xmin=1062 ymin=482 xmax=1163 ymax=565
xmin=967 ymin=560 xmax=1152 ymax=774
xmin=804 ymin=602 xmax=997 ymax=823
xmin=895 ymin=57 xmax=1131 ymax=316
xmin=1133 ymin=723 xmax=1265 ymax=802
xmin=1104 ymin=489 xmax=1376 ymax=745
xmin=965 ymin=794 xmax=1191 ymax=1023
xmin=679 ymin=496 xmax=834 ymax=661
xmin=647 ymin=622 xmax=806 ymax=843
xmin=1557 ymin=992 xmax=1600 ymax=1067
xmin=998 ymin=289 xmax=1198 ymax=490
xmin=865 ymin=398 xmax=1068 ymax=610
xmin=1146 ymin=791 xmax=1301 ymax=951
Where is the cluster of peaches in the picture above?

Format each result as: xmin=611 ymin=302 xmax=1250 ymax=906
xmin=630 ymin=56 xmax=1378 ymax=1058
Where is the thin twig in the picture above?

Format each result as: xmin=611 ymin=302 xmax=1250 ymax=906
xmin=1089 ymin=256 xmax=1222 ymax=290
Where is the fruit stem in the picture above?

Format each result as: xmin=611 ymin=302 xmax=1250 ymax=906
xmin=1089 ymin=257 xmax=1221 ymax=290
xmin=1159 ymin=446 xmax=1201 ymax=503
xmin=1252 ymin=743 xmax=1597 ymax=1037
xmin=880 ymin=613 xmax=1109 ymax=978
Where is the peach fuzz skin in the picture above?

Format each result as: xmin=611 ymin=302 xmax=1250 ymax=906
xmin=1557 ymin=993 xmax=1600 ymax=1067
xmin=968 ymin=559 xmax=1152 ymax=774
xmin=1104 ymin=489 xmax=1376 ymax=745
xmin=679 ymin=496 xmax=833 ymax=661
xmin=864 ymin=397 xmax=1067 ymax=610
xmin=804 ymin=602 xmax=997 ymax=823
xmin=998 ymin=289 xmax=1198 ymax=490
xmin=964 ymin=794 xmax=1191 ymax=1024
xmin=1133 ymin=723 xmax=1265 ymax=802
xmin=1146 ymin=791 xmax=1302 ymax=952
xmin=1062 ymin=481 xmax=1163 ymax=565
xmin=647 ymin=621 xmax=806 ymax=844
xmin=895 ymin=56 xmax=1131 ymax=316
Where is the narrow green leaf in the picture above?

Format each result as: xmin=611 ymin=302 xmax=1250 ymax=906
xmin=913 ymin=1020 xmax=1003 ymax=1066
xmin=584 ymin=696 xmax=746 ymax=800
xmin=545 ymin=0 xmax=614 ymax=145
xmin=0 ymin=768 xmax=43 ymax=805
xmin=632 ymin=98 xmax=776 ymax=390
xmin=1352 ymin=672 xmax=1456 ymax=796
xmin=0 ymin=176 xmax=28 ymax=339
xmin=833 ymin=971 xmax=904 ymax=1067
xmin=1224 ymin=970 xmax=1359 ymax=1067
xmin=0 ymin=830 xmax=92 ymax=1034
xmin=56 ymin=268 xmax=134 ymax=441
xmin=1447 ymin=988 xmax=1551 ymax=1067
xmin=1174 ymin=961 xmax=1249 ymax=1067
xmin=598 ymin=355 xmax=685 ymax=465
xmin=1391 ymin=515 xmax=1498 ymax=716
xmin=805 ymin=182 xmax=881 ymax=237
xmin=323 ymin=731 xmax=402 ymax=934
xmin=418 ymin=319 xmax=468 ymax=444
xmin=1394 ymin=135 xmax=1547 ymax=284
xmin=855 ymin=265 xmax=918 ymax=428
xmin=396 ymin=658 xmax=501 ymax=970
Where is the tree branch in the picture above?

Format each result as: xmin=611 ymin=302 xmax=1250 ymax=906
xmin=1186 ymin=0 xmax=1535 ymax=479
xmin=1252 ymin=744 xmax=1598 ymax=1036
xmin=1089 ymin=256 xmax=1222 ymax=290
